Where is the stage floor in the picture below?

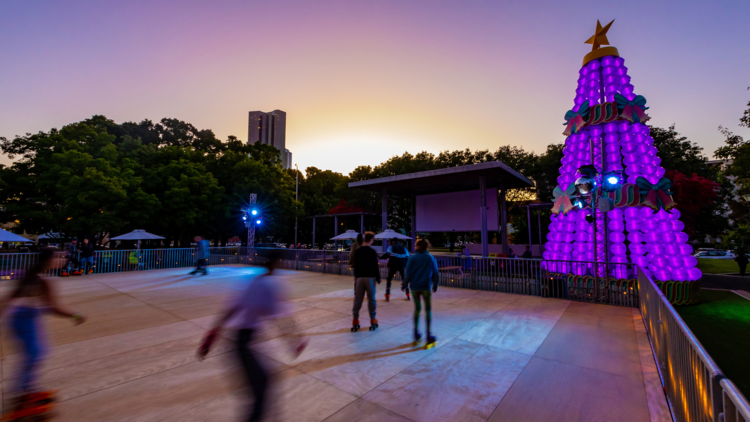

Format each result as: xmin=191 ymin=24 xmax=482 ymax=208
xmin=1 ymin=265 xmax=670 ymax=421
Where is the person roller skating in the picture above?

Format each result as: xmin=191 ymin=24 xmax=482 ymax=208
xmin=385 ymin=238 xmax=410 ymax=301
xmin=0 ymin=248 xmax=87 ymax=421
xmin=403 ymin=239 xmax=439 ymax=349
xmin=198 ymin=251 xmax=306 ymax=422
xmin=351 ymin=232 xmax=381 ymax=333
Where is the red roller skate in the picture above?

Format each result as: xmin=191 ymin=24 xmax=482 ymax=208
xmin=351 ymin=319 xmax=360 ymax=332
xmin=369 ymin=318 xmax=379 ymax=331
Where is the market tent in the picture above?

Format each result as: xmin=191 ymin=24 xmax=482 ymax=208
xmin=0 ymin=228 xmax=33 ymax=243
xmin=374 ymin=229 xmax=412 ymax=240
xmin=331 ymin=230 xmax=360 ymax=240
xmin=110 ymin=230 xmax=165 ymax=240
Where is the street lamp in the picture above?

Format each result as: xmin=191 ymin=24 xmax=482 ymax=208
xmin=295 ymin=163 xmax=299 ymax=248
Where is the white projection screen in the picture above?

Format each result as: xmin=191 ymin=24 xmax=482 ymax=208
xmin=415 ymin=189 xmax=499 ymax=232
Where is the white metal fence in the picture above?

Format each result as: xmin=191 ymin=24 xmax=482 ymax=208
xmin=0 ymin=247 xmax=242 ymax=279
xmin=245 ymin=248 xmax=639 ymax=307
xmin=637 ymin=267 xmax=750 ymax=422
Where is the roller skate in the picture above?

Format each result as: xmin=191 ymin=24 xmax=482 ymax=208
xmin=71 ymin=270 xmax=82 ymax=276
xmin=88 ymin=268 xmax=94 ymax=274
xmin=385 ymin=293 xmax=390 ymax=302
xmin=425 ymin=335 xmax=437 ymax=349
xmin=369 ymin=318 xmax=379 ymax=331
xmin=61 ymin=271 xmax=70 ymax=277
xmin=351 ymin=319 xmax=361 ymax=332
xmin=412 ymin=332 xmax=422 ymax=346
xmin=3 ymin=391 xmax=56 ymax=421
xmin=405 ymin=292 xmax=411 ymax=301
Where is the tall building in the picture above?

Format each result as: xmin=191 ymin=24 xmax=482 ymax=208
xmin=248 ymin=110 xmax=292 ymax=169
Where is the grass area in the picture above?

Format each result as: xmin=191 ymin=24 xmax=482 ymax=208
xmin=697 ymin=258 xmax=739 ymax=274
xmin=676 ymin=289 xmax=750 ymax=398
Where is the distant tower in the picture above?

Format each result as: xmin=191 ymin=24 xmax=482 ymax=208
xmin=248 ymin=110 xmax=292 ymax=169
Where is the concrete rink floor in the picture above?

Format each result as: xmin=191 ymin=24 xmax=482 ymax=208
xmin=1 ymin=265 xmax=671 ymax=421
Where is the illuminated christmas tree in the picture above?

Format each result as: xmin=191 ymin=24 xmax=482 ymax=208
xmin=543 ymin=20 xmax=701 ymax=304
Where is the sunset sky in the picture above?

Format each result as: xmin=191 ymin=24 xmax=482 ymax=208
xmin=1 ymin=0 xmax=749 ymax=175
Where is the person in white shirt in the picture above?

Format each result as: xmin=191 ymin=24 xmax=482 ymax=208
xmin=198 ymin=252 xmax=306 ymax=422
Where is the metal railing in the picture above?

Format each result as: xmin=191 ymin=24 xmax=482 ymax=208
xmin=637 ymin=267 xmax=750 ymax=422
xmin=0 ymin=247 xmax=242 ymax=279
xmin=245 ymin=248 xmax=639 ymax=307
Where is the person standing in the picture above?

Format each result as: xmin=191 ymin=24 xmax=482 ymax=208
xmin=198 ymin=252 xmax=306 ymax=422
xmin=735 ymin=250 xmax=748 ymax=276
xmin=351 ymin=232 xmax=380 ymax=332
xmin=63 ymin=238 xmax=79 ymax=276
xmin=385 ymin=238 xmax=410 ymax=301
xmin=190 ymin=236 xmax=210 ymax=275
xmin=79 ymin=238 xmax=95 ymax=274
xmin=403 ymin=239 xmax=439 ymax=348
xmin=0 ymin=248 xmax=86 ymax=418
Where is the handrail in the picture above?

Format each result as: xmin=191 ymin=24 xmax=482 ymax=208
xmin=637 ymin=266 xmax=750 ymax=422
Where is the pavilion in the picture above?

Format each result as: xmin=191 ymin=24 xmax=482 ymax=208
xmin=348 ymin=161 xmax=534 ymax=256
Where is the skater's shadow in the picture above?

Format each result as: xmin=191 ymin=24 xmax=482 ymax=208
xmin=297 ymin=342 xmax=428 ymax=373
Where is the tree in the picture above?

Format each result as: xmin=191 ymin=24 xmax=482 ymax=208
xmin=715 ymin=93 xmax=750 ymax=227
xmin=665 ymin=170 xmax=725 ymax=240
xmin=650 ymin=125 xmax=712 ymax=179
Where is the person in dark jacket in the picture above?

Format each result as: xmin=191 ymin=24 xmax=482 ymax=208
xmin=78 ymin=238 xmax=95 ymax=275
xmin=521 ymin=246 xmax=532 ymax=259
xmin=63 ymin=238 xmax=79 ymax=276
xmin=385 ymin=238 xmax=410 ymax=301
xmin=735 ymin=250 xmax=748 ymax=276
xmin=351 ymin=232 xmax=381 ymax=331
xmin=403 ymin=239 xmax=439 ymax=348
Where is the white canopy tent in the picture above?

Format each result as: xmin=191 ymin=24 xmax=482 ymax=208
xmin=0 ymin=228 xmax=33 ymax=243
xmin=110 ymin=230 xmax=165 ymax=240
xmin=374 ymin=229 xmax=412 ymax=240
xmin=330 ymin=230 xmax=360 ymax=240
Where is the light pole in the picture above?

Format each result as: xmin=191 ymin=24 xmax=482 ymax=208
xmin=295 ymin=164 xmax=299 ymax=248
xmin=743 ymin=194 xmax=750 ymax=224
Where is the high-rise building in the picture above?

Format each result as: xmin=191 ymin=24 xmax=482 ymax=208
xmin=248 ymin=110 xmax=292 ymax=169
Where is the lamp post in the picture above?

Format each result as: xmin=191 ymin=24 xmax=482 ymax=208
xmin=743 ymin=194 xmax=750 ymax=224
xmin=295 ymin=164 xmax=299 ymax=248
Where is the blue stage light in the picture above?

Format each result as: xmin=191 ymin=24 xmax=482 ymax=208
xmin=607 ymin=176 xmax=618 ymax=185
xmin=251 ymin=210 xmax=258 ymax=216
xmin=256 ymin=219 xmax=261 ymax=225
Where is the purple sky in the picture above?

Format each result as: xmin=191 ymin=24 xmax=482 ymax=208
xmin=1 ymin=0 xmax=749 ymax=175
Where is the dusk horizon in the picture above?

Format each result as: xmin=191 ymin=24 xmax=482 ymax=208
xmin=2 ymin=0 xmax=749 ymax=176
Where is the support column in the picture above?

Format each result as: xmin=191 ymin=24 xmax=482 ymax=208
xmin=334 ymin=215 xmax=338 ymax=250
xmin=480 ymin=176 xmax=488 ymax=258
xmin=360 ymin=214 xmax=364 ymax=235
xmin=537 ymin=209 xmax=543 ymax=257
xmin=411 ymin=194 xmax=417 ymax=252
xmin=382 ymin=188 xmax=388 ymax=232
xmin=527 ymin=205 xmax=532 ymax=252
xmin=312 ymin=217 xmax=316 ymax=250
xmin=500 ymin=186 xmax=508 ymax=254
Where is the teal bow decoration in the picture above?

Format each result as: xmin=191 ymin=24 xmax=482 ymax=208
xmin=635 ymin=176 xmax=676 ymax=211
xmin=563 ymin=101 xmax=590 ymax=136
xmin=614 ymin=93 xmax=650 ymax=123
xmin=551 ymin=183 xmax=577 ymax=214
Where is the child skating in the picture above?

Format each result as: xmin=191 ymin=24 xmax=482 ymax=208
xmin=0 ymin=248 xmax=87 ymax=421
xmin=351 ymin=232 xmax=381 ymax=332
xmin=403 ymin=239 xmax=439 ymax=348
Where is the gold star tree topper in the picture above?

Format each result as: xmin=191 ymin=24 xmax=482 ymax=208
xmin=585 ymin=19 xmax=614 ymax=51
xmin=582 ymin=19 xmax=619 ymax=65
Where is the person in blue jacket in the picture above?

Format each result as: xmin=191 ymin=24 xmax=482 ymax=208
xmin=402 ymin=239 xmax=439 ymax=348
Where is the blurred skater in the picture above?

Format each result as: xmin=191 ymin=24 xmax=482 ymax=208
xmin=403 ymin=239 xmax=439 ymax=348
xmin=198 ymin=252 xmax=306 ymax=422
xmin=190 ymin=236 xmax=210 ymax=275
xmin=0 ymin=248 xmax=86 ymax=418
xmin=351 ymin=232 xmax=380 ymax=332
xmin=385 ymin=238 xmax=410 ymax=301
